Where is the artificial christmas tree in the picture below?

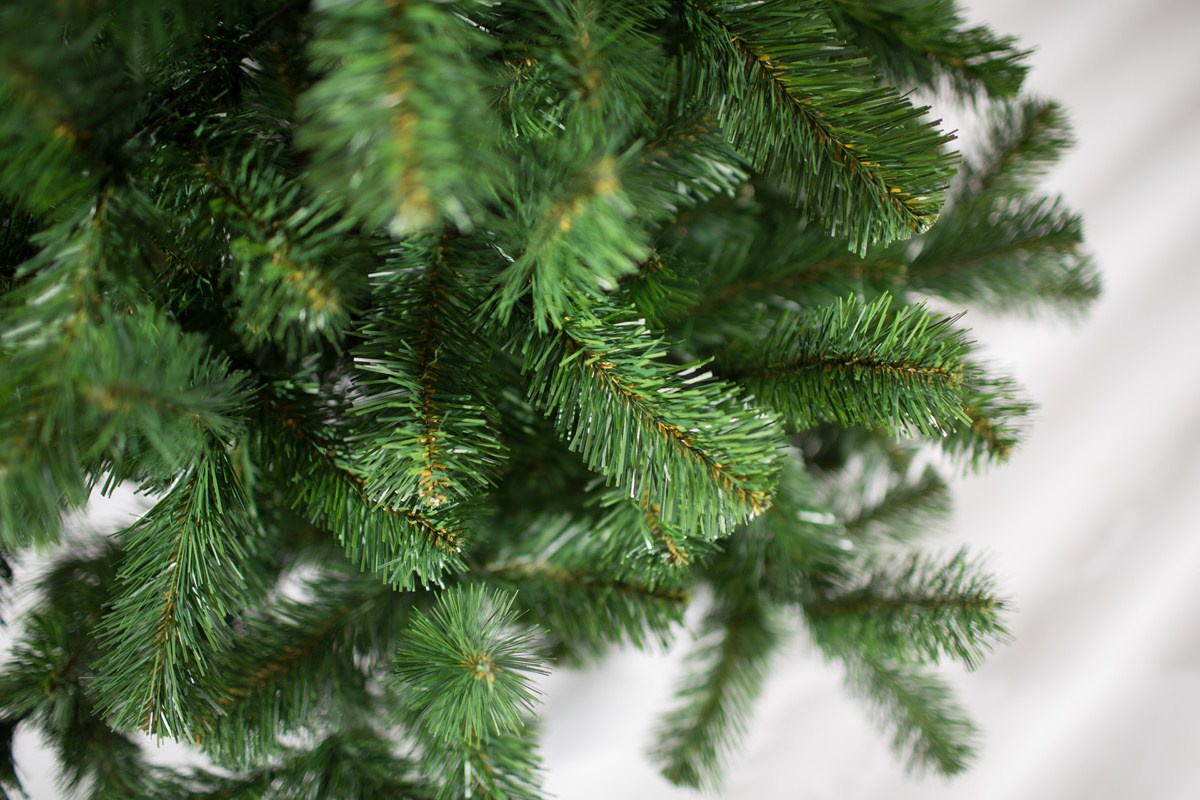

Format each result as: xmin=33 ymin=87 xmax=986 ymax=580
xmin=0 ymin=0 xmax=1097 ymax=797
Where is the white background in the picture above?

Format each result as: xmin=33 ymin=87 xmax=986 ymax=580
xmin=8 ymin=0 xmax=1200 ymax=797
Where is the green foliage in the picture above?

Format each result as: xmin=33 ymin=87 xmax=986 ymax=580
xmin=0 ymin=546 xmax=173 ymax=800
xmin=943 ymin=371 xmax=1033 ymax=466
xmin=725 ymin=293 xmax=976 ymax=437
xmin=201 ymin=572 xmax=410 ymax=766
xmin=677 ymin=0 xmax=958 ymax=253
xmin=833 ymin=464 xmax=953 ymax=544
xmin=670 ymin=214 xmax=908 ymax=331
xmin=0 ymin=201 xmax=250 ymax=545
xmin=415 ymin=725 xmax=545 ymax=800
xmin=187 ymin=732 xmax=439 ymax=800
xmin=649 ymin=453 xmax=848 ymax=788
xmin=843 ymin=656 xmax=980 ymax=775
xmin=394 ymin=585 xmax=548 ymax=798
xmin=824 ymin=0 xmax=1030 ymax=98
xmin=0 ymin=0 xmax=1095 ymax=796
xmin=489 ymin=144 xmax=650 ymax=329
xmin=350 ymin=236 xmax=507 ymax=516
xmin=805 ymin=550 xmax=1011 ymax=669
xmin=653 ymin=600 xmax=781 ymax=790
xmin=252 ymin=401 xmax=470 ymax=590
xmin=0 ymin=716 xmax=17 ymax=798
xmin=299 ymin=0 xmax=504 ymax=236
xmin=522 ymin=303 xmax=782 ymax=536
xmin=92 ymin=449 xmax=264 ymax=740
xmin=911 ymin=99 xmax=1100 ymax=317
xmin=195 ymin=141 xmax=372 ymax=358
xmin=482 ymin=509 xmax=693 ymax=660
xmin=394 ymin=585 xmax=546 ymax=744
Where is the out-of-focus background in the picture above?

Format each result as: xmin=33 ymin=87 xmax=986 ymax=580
xmin=538 ymin=1 xmax=1200 ymax=798
xmin=9 ymin=0 xmax=1200 ymax=797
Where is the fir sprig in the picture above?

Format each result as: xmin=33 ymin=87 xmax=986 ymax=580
xmin=93 ymin=448 xmax=264 ymax=740
xmin=677 ymin=0 xmax=958 ymax=253
xmin=489 ymin=143 xmax=650 ymax=330
xmin=843 ymin=656 xmax=980 ymax=775
xmin=652 ymin=599 xmax=780 ymax=790
xmin=393 ymin=584 xmax=547 ymax=745
xmin=483 ymin=518 xmax=691 ymax=660
xmin=254 ymin=396 xmax=469 ymax=590
xmin=911 ymin=99 xmax=1098 ymax=317
xmin=835 ymin=466 xmax=953 ymax=544
xmin=521 ymin=305 xmax=783 ymax=536
xmin=677 ymin=214 xmax=907 ymax=326
xmin=723 ymin=293 xmax=974 ymax=438
xmin=186 ymin=732 xmax=439 ymax=800
xmin=0 ymin=201 xmax=250 ymax=545
xmin=350 ymin=236 xmax=507 ymax=515
xmin=299 ymin=0 xmax=505 ymax=236
xmin=824 ymin=0 xmax=1030 ymax=98
xmin=957 ymin=98 xmax=1076 ymax=203
xmin=202 ymin=572 xmax=409 ymax=765
xmin=941 ymin=371 xmax=1032 ymax=466
xmin=194 ymin=142 xmax=370 ymax=358
xmin=0 ymin=546 xmax=142 ymax=796
xmin=805 ymin=550 xmax=1011 ymax=669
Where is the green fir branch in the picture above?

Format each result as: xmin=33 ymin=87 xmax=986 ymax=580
xmin=490 ymin=481 xmax=717 ymax=597
xmin=956 ymin=98 xmax=1075 ymax=205
xmin=255 ymin=395 xmax=469 ymax=589
xmin=93 ymin=448 xmax=264 ymax=740
xmin=618 ymin=249 xmax=705 ymax=331
xmin=723 ymin=293 xmax=973 ymax=437
xmin=627 ymin=114 xmax=750 ymax=223
xmin=909 ymin=100 xmax=1099 ymax=319
xmin=487 ymin=0 xmax=667 ymax=138
xmin=594 ymin=487 xmax=714 ymax=578
xmin=489 ymin=144 xmax=650 ymax=330
xmin=0 ymin=0 xmax=1082 ymax=792
xmin=350 ymin=236 xmax=507 ymax=514
xmin=483 ymin=546 xmax=690 ymax=659
xmin=842 ymin=656 xmax=980 ymax=775
xmin=1 ymin=199 xmax=249 ymax=545
xmin=912 ymin=195 xmax=1100 ymax=318
xmin=834 ymin=465 xmax=952 ymax=544
xmin=0 ymin=545 xmax=195 ymax=799
xmin=824 ymin=0 xmax=1029 ymax=98
xmin=652 ymin=599 xmax=780 ymax=790
xmin=193 ymin=143 xmax=369 ymax=358
xmin=485 ymin=382 xmax=598 ymax=529
xmin=940 ymin=370 xmax=1033 ymax=466
xmin=677 ymin=0 xmax=957 ymax=253
xmin=393 ymin=585 xmax=548 ymax=746
xmin=0 ymin=14 xmax=109 ymax=217
xmin=680 ymin=217 xmax=908 ymax=324
xmin=298 ymin=0 xmax=505 ymax=236
xmin=805 ymin=549 xmax=1011 ymax=669
xmin=184 ymin=732 xmax=438 ymax=800
xmin=521 ymin=305 xmax=783 ymax=536
xmin=708 ymin=452 xmax=853 ymax=604
xmin=414 ymin=725 xmax=545 ymax=800
xmin=201 ymin=573 xmax=409 ymax=765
